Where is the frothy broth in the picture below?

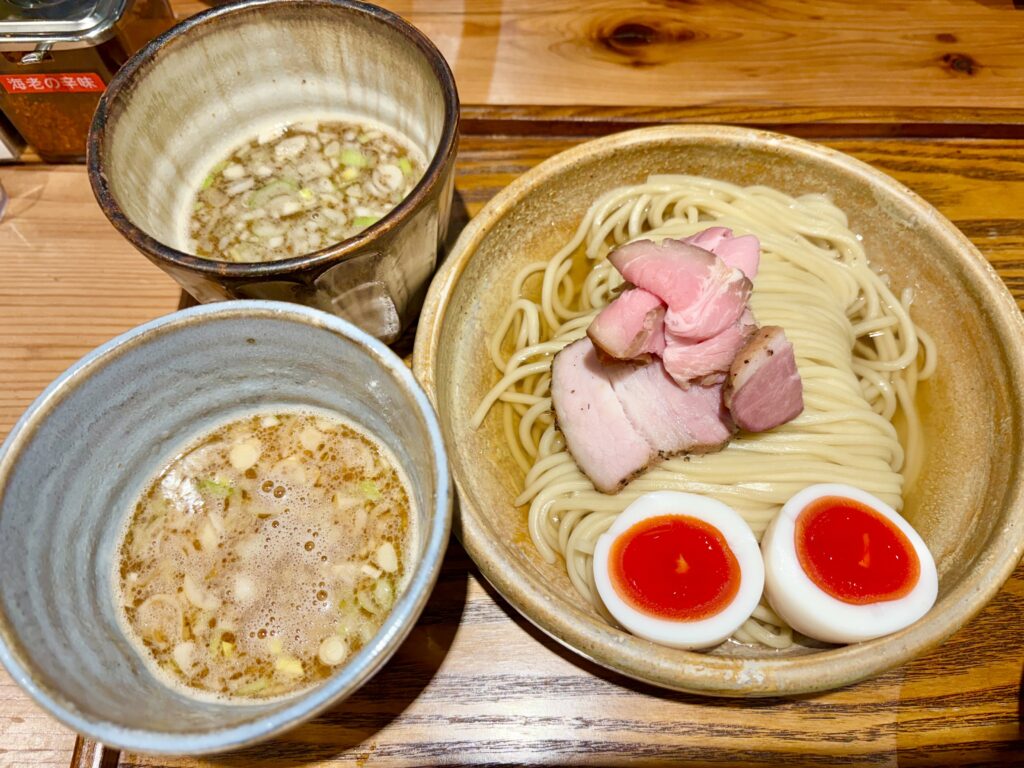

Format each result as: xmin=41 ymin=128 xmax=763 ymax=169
xmin=114 ymin=409 xmax=416 ymax=701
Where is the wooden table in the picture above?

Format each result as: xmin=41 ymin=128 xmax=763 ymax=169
xmin=3 ymin=2 xmax=1024 ymax=766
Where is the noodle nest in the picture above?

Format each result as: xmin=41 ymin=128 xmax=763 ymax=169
xmin=471 ymin=175 xmax=935 ymax=650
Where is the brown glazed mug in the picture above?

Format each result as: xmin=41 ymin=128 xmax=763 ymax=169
xmin=88 ymin=0 xmax=459 ymax=343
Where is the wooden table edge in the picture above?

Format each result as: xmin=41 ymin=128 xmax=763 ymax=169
xmin=459 ymin=104 xmax=1024 ymax=139
xmin=10 ymin=105 xmax=1024 ymax=169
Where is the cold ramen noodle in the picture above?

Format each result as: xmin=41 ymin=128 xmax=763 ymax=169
xmin=471 ymin=175 xmax=936 ymax=650
xmin=115 ymin=410 xmax=416 ymax=700
xmin=187 ymin=117 xmax=425 ymax=263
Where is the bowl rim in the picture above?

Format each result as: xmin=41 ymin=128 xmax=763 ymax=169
xmin=86 ymin=0 xmax=460 ymax=279
xmin=0 ymin=300 xmax=452 ymax=753
xmin=412 ymin=123 xmax=1024 ymax=696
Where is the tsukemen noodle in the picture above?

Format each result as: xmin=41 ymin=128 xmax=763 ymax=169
xmin=472 ymin=175 xmax=936 ymax=650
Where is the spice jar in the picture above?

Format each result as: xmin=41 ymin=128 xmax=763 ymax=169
xmin=0 ymin=0 xmax=175 ymax=162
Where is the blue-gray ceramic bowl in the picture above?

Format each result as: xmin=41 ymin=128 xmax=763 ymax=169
xmin=0 ymin=300 xmax=451 ymax=753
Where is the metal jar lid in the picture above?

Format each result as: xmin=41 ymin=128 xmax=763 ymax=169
xmin=0 ymin=0 xmax=131 ymax=55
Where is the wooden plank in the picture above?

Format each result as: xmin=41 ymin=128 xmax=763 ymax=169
xmin=0 ymin=166 xmax=182 ymax=436
xmin=458 ymin=105 xmax=1024 ymax=139
xmin=162 ymin=0 xmax=1024 ymax=112
xmin=0 ymin=672 xmax=78 ymax=768
xmin=69 ymin=739 xmax=119 ymax=768
xmin=1 ymin=132 xmax=1021 ymax=765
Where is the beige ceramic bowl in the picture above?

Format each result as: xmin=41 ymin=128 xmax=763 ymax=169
xmin=413 ymin=125 xmax=1024 ymax=696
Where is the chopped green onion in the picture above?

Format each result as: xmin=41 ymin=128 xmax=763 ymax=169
xmin=247 ymin=179 xmax=297 ymax=208
xmin=359 ymin=480 xmax=381 ymax=500
xmin=235 ymin=677 xmax=269 ymax=696
xmin=397 ymin=157 xmax=413 ymax=175
xmin=374 ymin=578 xmax=393 ymax=610
xmin=200 ymin=174 xmax=214 ymax=190
xmin=198 ymin=477 xmax=234 ymax=498
xmin=299 ymin=187 xmax=314 ymax=201
xmin=340 ymin=166 xmax=360 ymax=181
xmin=275 ymin=655 xmax=304 ymax=676
xmin=356 ymin=587 xmax=378 ymax=615
xmin=353 ymin=215 xmax=379 ymax=229
xmin=207 ymin=628 xmax=223 ymax=655
xmin=340 ymin=149 xmax=368 ymax=167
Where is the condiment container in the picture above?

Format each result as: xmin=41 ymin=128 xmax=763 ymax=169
xmin=0 ymin=112 xmax=25 ymax=161
xmin=0 ymin=0 xmax=174 ymax=162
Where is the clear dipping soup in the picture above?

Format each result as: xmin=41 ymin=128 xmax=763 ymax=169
xmin=187 ymin=118 xmax=426 ymax=263
xmin=114 ymin=409 xmax=416 ymax=701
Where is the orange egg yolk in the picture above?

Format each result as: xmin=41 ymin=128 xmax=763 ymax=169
xmin=795 ymin=496 xmax=920 ymax=605
xmin=609 ymin=514 xmax=741 ymax=621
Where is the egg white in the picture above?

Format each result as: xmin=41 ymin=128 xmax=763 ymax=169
xmin=593 ymin=491 xmax=764 ymax=650
xmin=761 ymin=483 xmax=938 ymax=644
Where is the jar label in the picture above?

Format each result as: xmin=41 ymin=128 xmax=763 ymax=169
xmin=0 ymin=73 xmax=105 ymax=94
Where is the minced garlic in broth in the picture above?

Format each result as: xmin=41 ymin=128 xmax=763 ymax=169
xmin=188 ymin=118 xmax=425 ymax=263
xmin=115 ymin=410 xmax=415 ymax=700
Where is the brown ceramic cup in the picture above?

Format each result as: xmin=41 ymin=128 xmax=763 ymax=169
xmin=88 ymin=0 xmax=459 ymax=343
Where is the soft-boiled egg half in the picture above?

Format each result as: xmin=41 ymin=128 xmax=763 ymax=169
xmin=593 ymin=491 xmax=764 ymax=649
xmin=762 ymin=483 xmax=938 ymax=644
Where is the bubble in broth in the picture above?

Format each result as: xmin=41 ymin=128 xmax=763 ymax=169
xmin=114 ymin=409 xmax=416 ymax=701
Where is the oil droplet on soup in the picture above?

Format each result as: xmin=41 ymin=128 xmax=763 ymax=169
xmin=187 ymin=118 xmax=425 ymax=263
xmin=114 ymin=410 xmax=416 ymax=701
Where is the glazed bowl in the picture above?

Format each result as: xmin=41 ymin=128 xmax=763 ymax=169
xmin=412 ymin=124 xmax=1024 ymax=696
xmin=88 ymin=0 xmax=459 ymax=344
xmin=0 ymin=301 xmax=451 ymax=753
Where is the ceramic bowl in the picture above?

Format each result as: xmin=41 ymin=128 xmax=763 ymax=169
xmin=412 ymin=125 xmax=1024 ymax=696
xmin=0 ymin=301 xmax=451 ymax=753
xmin=88 ymin=0 xmax=459 ymax=344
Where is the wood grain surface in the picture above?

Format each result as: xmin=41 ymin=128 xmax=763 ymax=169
xmin=161 ymin=0 xmax=1024 ymax=112
xmin=2 ymin=129 xmax=1023 ymax=766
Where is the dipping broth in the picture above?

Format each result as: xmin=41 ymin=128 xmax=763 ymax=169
xmin=187 ymin=118 xmax=426 ymax=263
xmin=114 ymin=409 xmax=416 ymax=701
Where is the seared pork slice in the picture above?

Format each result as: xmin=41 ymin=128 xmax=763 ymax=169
xmin=662 ymin=310 xmax=758 ymax=388
xmin=606 ymin=359 xmax=735 ymax=456
xmin=683 ymin=227 xmax=761 ymax=280
xmin=551 ymin=338 xmax=653 ymax=493
xmin=552 ymin=338 xmax=736 ymax=493
xmin=608 ymin=238 xmax=751 ymax=341
xmin=587 ymin=287 xmax=666 ymax=360
xmin=724 ymin=325 xmax=804 ymax=432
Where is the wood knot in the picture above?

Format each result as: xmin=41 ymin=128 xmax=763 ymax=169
xmin=608 ymin=22 xmax=659 ymax=48
xmin=941 ymin=52 xmax=979 ymax=76
xmin=935 ymin=33 xmax=957 ymax=43
xmin=591 ymin=17 xmax=698 ymax=68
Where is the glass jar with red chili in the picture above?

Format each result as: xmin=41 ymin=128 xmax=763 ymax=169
xmin=0 ymin=0 xmax=175 ymax=162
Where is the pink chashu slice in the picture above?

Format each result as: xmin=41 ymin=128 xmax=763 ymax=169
xmin=587 ymin=230 xmax=760 ymax=384
xmin=662 ymin=309 xmax=758 ymax=387
xmin=724 ymin=325 xmax=804 ymax=432
xmin=586 ymin=287 xmax=666 ymax=360
xmin=683 ymin=226 xmax=760 ymax=280
xmin=608 ymin=238 xmax=752 ymax=341
xmin=551 ymin=337 xmax=733 ymax=493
